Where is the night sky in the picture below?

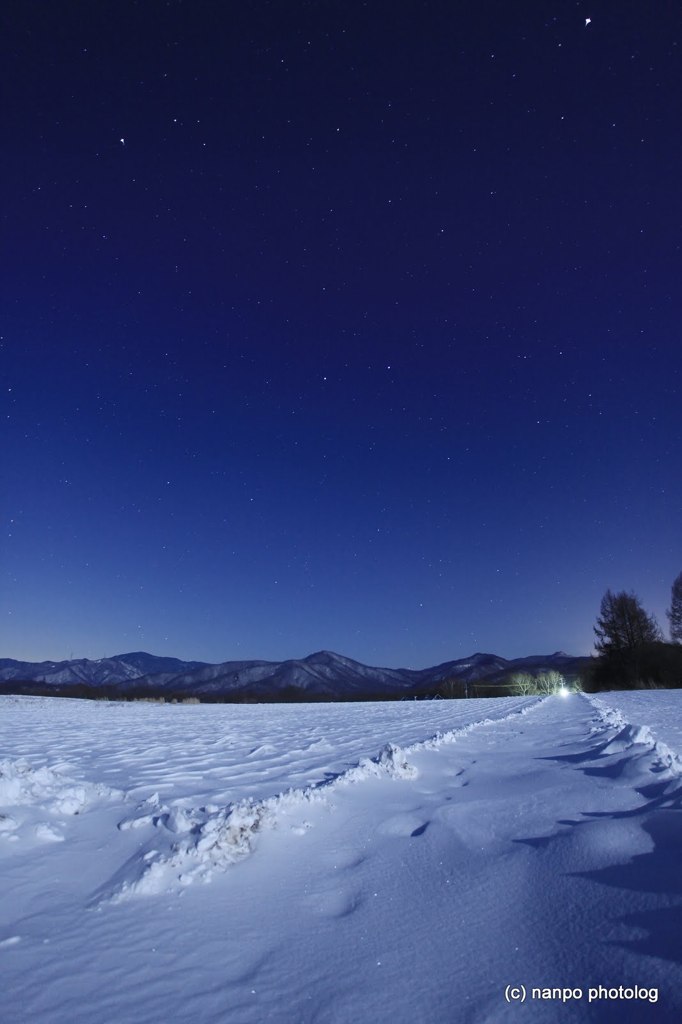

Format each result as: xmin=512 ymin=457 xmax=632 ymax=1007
xmin=3 ymin=1 xmax=680 ymax=668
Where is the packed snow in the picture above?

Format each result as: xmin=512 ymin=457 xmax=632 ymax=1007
xmin=1 ymin=691 xmax=681 ymax=1022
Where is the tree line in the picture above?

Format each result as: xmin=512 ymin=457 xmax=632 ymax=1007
xmin=585 ymin=572 xmax=682 ymax=691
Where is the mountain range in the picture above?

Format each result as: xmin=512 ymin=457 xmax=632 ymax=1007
xmin=0 ymin=649 xmax=589 ymax=701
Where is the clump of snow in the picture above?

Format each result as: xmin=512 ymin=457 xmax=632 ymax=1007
xmin=0 ymin=757 xmax=123 ymax=818
xmin=33 ymin=822 xmax=65 ymax=843
xmin=110 ymin=791 xmax=325 ymax=900
xmin=601 ymin=722 xmax=657 ymax=754
xmin=0 ymin=813 xmax=18 ymax=834
xmin=586 ymin=698 xmax=628 ymax=735
xmin=650 ymin=740 xmax=682 ymax=776
xmin=343 ymin=742 xmax=418 ymax=782
xmin=0 ymin=759 xmax=63 ymax=807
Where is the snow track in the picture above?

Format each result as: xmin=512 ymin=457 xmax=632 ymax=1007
xmin=104 ymin=700 xmax=542 ymax=901
xmin=586 ymin=692 xmax=682 ymax=778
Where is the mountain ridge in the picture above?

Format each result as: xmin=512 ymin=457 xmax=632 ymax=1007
xmin=0 ymin=649 xmax=589 ymax=700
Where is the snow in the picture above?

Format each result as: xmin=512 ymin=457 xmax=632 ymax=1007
xmin=1 ymin=690 xmax=682 ymax=1022
xmin=586 ymin=690 xmax=682 ymax=773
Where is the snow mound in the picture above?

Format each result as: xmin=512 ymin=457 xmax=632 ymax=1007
xmin=0 ymin=757 xmax=123 ymax=818
xmin=343 ymin=743 xmax=418 ymax=782
xmin=601 ymin=722 xmax=657 ymax=754
xmin=108 ymin=789 xmax=323 ymax=901
xmin=585 ymin=695 xmax=682 ymax=777
xmin=34 ymin=822 xmax=65 ymax=842
xmin=0 ymin=813 xmax=18 ymax=834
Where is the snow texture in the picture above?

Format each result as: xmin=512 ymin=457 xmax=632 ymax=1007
xmin=2 ymin=691 xmax=682 ymax=1023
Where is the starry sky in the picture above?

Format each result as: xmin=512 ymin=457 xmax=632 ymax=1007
xmin=2 ymin=1 xmax=680 ymax=668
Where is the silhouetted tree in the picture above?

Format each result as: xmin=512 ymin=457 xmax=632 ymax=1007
xmin=592 ymin=590 xmax=663 ymax=689
xmin=594 ymin=590 xmax=661 ymax=655
xmin=668 ymin=572 xmax=682 ymax=644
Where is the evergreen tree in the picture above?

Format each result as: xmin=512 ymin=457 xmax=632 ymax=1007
xmin=591 ymin=590 xmax=663 ymax=690
xmin=594 ymin=590 xmax=661 ymax=655
xmin=668 ymin=572 xmax=682 ymax=644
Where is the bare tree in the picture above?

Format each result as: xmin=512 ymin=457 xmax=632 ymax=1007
xmin=510 ymin=672 xmax=537 ymax=696
xmin=535 ymin=671 xmax=566 ymax=695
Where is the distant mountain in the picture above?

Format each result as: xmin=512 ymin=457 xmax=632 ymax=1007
xmin=125 ymin=649 xmax=424 ymax=699
xmin=0 ymin=652 xmax=207 ymax=687
xmin=0 ymin=649 xmax=589 ymax=701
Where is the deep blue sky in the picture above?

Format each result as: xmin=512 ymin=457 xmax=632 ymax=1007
xmin=2 ymin=1 xmax=680 ymax=667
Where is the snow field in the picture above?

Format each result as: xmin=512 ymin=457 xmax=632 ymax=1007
xmin=1 ymin=694 xmax=540 ymax=903
xmin=1 ymin=691 xmax=682 ymax=1022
